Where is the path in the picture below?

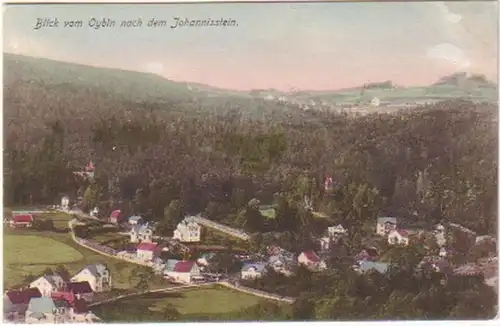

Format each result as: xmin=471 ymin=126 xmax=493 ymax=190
xmin=191 ymin=214 xmax=251 ymax=241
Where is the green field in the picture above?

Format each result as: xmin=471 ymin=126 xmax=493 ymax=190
xmin=93 ymin=285 xmax=269 ymax=321
xmin=3 ymin=218 xmax=167 ymax=290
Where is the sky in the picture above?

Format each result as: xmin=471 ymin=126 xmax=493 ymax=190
xmin=3 ymin=2 xmax=498 ymax=91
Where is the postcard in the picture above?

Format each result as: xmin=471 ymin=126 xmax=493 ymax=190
xmin=2 ymin=1 xmax=498 ymax=323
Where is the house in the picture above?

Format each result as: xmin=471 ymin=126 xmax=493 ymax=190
xmin=66 ymin=281 xmax=94 ymax=302
xmin=4 ymin=288 xmax=42 ymax=316
xmin=163 ymin=261 xmax=201 ymax=284
xmin=90 ymin=207 xmax=99 ymax=218
xmin=268 ymin=255 xmax=293 ymax=275
xmin=197 ymin=253 xmax=216 ymax=267
xmin=376 ymin=217 xmax=397 ymax=236
xmin=388 ymin=229 xmax=409 ymax=246
xmin=355 ymin=247 xmax=379 ymax=262
xmin=328 ymin=224 xmax=347 ymax=237
xmin=109 ymin=210 xmax=122 ymax=224
xmin=136 ymin=242 xmax=162 ymax=262
xmin=319 ymin=236 xmax=333 ymax=252
xmin=25 ymin=297 xmax=70 ymax=324
xmin=61 ymin=196 xmax=70 ymax=211
xmin=128 ymin=215 xmax=143 ymax=225
xmin=163 ymin=259 xmax=180 ymax=274
xmin=70 ymin=264 xmax=111 ymax=293
xmin=130 ymin=224 xmax=154 ymax=243
xmin=173 ymin=217 xmax=201 ymax=243
xmin=439 ymin=247 xmax=448 ymax=257
xmin=10 ymin=214 xmax=34 ymax=228
xmin=29 ymin=274 xmax=66 ymax=297
xmin=298 ymin=251 xmax=326 ymax=270
xmin=354 ymin=261 xmax=390 ymax=275
xmin=371 ymin=97 xmax=380 ymax=107
xmin=241 ymin=262 xmax=267 ymax=280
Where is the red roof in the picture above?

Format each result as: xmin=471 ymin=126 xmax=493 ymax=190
xmin=110 ymin=210 xmax=121 ymax=218
xmin=51 ymin=292 xmax=75 ymax=304
xmin=302 ymin=251 xmax=319 ymax=263
xmin=12 ymin=214 xmax=34 ymax=223
xmin=396 ymin=229 xmax=409 ymax=237
xmin=137 ymin=242 xmax=158 ymax=251
xmin=6 ymin=288 xmax=41 ymax=305
xmin=173 ymin=261 xmax=196 ymax=272
xmin=86 ymin=160 xmax=95 ymax=171
xmin=67 ymin=281 xmax=93 ymax=294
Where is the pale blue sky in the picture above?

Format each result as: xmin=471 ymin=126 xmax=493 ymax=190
xmin=3 ymin=2 xmax=498 ymax=90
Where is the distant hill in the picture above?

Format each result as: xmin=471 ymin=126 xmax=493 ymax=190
xmin=4 ymin=53 xmax=497 ymax=113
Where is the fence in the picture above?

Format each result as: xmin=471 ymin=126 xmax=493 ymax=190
xmin=219 ymin=281 xmax=295 ymax=304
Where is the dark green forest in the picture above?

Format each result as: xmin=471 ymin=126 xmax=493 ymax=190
xmin=3 ymin=56 xmax=498 ymax=320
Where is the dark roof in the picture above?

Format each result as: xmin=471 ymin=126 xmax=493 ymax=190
xmin=67 ymin=281 xmax=93 ymax=294
xmin=6 ymin=288 xmax=42 ymax=305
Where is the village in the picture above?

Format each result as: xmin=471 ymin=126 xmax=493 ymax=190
xmin=4 ymin=188 xmax=498 ymax=323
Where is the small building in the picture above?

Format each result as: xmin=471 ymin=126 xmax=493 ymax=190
xmin=173 ymin=217 xmax=201 ymax=243
xmin=371 ymin=97 xmax=380 ymax=107
xmin=90 ymin=207 xmax=99 ymax=218
xmin=130 ymin=224 xmax=154 ymax=243
xmin=136 ymin=242 xmax=161 ymax=262
xmin=109 ymin=210 xmax=122 ymax=224
xmin=29 ymin=274 xmax=66 ymax=297
xmin=4 ymin=288 xmax=42 ymax=317
xmin=10 ymin=214 xmax=34 ymax=228
xmin=25 ymin=297 xmax=70 ymax=324
xmin=61 ymin=196 xmax=70 ymax=211
xmin=164 ymin=261 xmax=201 ymax=284
xmin=327 ymin=224 xmax=347 ymax=237
xmin=66 ymin=281 xmax=94 ymax=302
xmin=70 ymin=264 xmax=111 ymax=293
xmin=128 ymin=215 xmax=143 ymax=225
xmin=388 ymin=229 xmax=410 ymax=246
xmin=376 ymin=217 xmax=397 ymax=236
xmin=197 ymin=253 xmax=216 ymax=267
xmin=439 ymin=247 xmax=448 ymax=257
xmin=67 ymin=298 xmax=99 ymax=323
xmin=241 ymin=262 xmax=267 ymax=280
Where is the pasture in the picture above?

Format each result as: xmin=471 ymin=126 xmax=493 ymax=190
xmin=93 ymin=285 xmax=268 ymax=321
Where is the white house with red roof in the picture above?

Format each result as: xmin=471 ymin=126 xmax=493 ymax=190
xmin=136 ymin=242 xmax=161 ymax=262
xmin=164 ymin=261 xmax=202 ymax=284
xmin=388 ymin=229 xmax=410 ymax=246
xmin=29 ymin=274 xmax=66 ymax=297
xmin=10 ymin=214 xmax=34 ymax=228
xmin=298 ymin=251 xmax=326 ymax=271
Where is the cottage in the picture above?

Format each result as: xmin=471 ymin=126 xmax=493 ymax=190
xmin=25 ymin=297 xmax=70 ymax=324
xmin=164 ymin=259 xmax=180 ymax=274
xmin=66 ymin=281 xmax=94 ymax=302
xmin=29 ymin=274 xmax=66 ymax=297
xmin=90 ymin=207 xmax=99 ymax=218
xmin=164 ymin=261 xmax=201 ymax=284
xmin=327 ymin=224 xmax=347 ymax=237
xmin=173 ymin=217 xmax=201 ymax=243
xmin=298 ymin=251 xmax=320 ymax=267
xmin=197 ymin=253 xmax=216 ymax=267
xmin=70 ymin=264 xmax=111 ymax=293
xmin=130 ymin=224 xmax=154 ymax=243
xmin=136 ymin=242 xmax=161 ymax=262
xmin=354 ymin=261 xmax=390 ymax=274
xmin=439 ymin=247 xmax=448 ymax=257
xmin=10 ymin=214 xmax=34 ymax=228
xmin=4 ymin=288 xmax=42 ymax=317
xmin=319 ymin=236 xmax=333 ymax=252
xmin=388 ymin=229 xmax=410 ymax=246
xmin=268 ymin=254 xmax=295 ymax=275
xmin=109 ymin=210 xmax=122 ymax=224
xmin=128 ymin=215 xmax=143 ymax=225
xmin=376 ymin=217 xmax=397 ymax=236
xmin=61 ymin=196 xmax=70 ymax=211
xmin=241 ymin=262 xmax=267 ymax=280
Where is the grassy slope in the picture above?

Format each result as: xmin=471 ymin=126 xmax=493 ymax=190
xmin=93 ymin=285 xmax=271 ymax=321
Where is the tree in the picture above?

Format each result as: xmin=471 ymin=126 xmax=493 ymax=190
xmin=55 ymin=265 xmax=71 ymax=282
xmin=164 ymin=199 xmax=183 ymax=226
